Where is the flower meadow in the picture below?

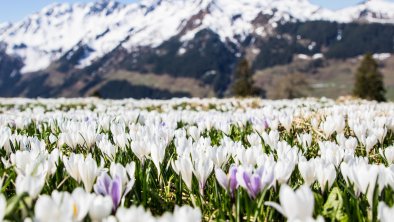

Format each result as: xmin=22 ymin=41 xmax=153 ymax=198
xmin=1 ymin=98 xmax=394 ymax=221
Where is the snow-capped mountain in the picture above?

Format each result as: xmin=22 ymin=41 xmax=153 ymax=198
xmin=1 ymin=0 xmax=394 ymax=74
xmin=337 ymin=0 xmax=394 ymax=23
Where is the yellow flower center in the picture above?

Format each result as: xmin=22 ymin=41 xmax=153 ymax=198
xmin=73 ymin=203 xmax=78 ymax=217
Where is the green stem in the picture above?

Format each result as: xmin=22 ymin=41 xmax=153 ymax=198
xmin=236 ymin=191 xmax=241 ymax=222
xmin=178 ymin=175 xmax=182 ymax=205
xmin=253 ymin=191 xmax=266 ymax=222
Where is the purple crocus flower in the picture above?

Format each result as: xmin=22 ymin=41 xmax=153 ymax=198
xmin=215 ymin=165 xmax=239 ymax=197
xmin=94 ymin=172 xmax=122 ymax=210
xmin=237 ymin=166 xmax=274 ymax=199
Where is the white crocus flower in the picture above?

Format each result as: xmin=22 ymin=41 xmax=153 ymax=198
xmin=113 ymin=133 xmax=129 ymax=150
xmin=265 ymin=184 xmax=323 ymax=222
xmin=16 ymin=174 xmax=46 ymax=199
xmin=374 ymin=127 xmax=387 ymax=144
xmin=320 ymin=118 xmax=335 ymax=139
xmin=79 ymin=123 xmax=98 ymax=148
xmin=341 ymin=161 xmax=379 ymax=205
xmin=365 ymin=135 xmax=378 ymax=154
xmin=63 ymin=153 xmax=84 ymax=183
xmin=262 ymin=130 xmax=279 ymax=150
xmin=297 ymin=133 xmax=312 ymax=150
xmin=89 ymin=195 xmax=113 ymax=222
xmin=274 ymin=160 xmax=295 ymax=185
xmin=315 ymin=159 xmax=336 ymax=192
xmin=116 ymin=206 xmax=155 ymax=222
xmin=247 ymin=133 xmax=261 ymax=147
xmin=78 ymin=154 xmax=103 ymax=192
xmin=35 ymin=191 xmax=73 ymax=222
xmin=72 ymin=188 xmax=93 ymax=221
xmin=123 ymin=162 xmax=136 ymax=201
xmin=192 ymin=158 xmax=213 ymax=195
xmin=0 ymin=126 xmax=11 ymax=154
xmin=344 ymin=137 xmax=358 ymax=153
xmin=381 ymin=146 xmax=394 ymax=164
xmin=150 ymin=141 xmax=166 ymax=176
xmin=0 ymin=194 xmax=5 ymax=222
xmin=97 ymin=139 xmax=118 ymax=161
xmin=298 ymin=160 xmax=316 ymax=186
xmin=130 ymin=139 xmax=151 ymax=165
xmin=279 ymin=114 xmax=293 ymax=133
xmin=379 ymin=202 xmax=394 ymax=222
xmin=159 ymin=205 xmax=202 ymax=222
xmin=210 ymin=147 xmax=230 ymax=167
xmin=110 ymin=163 xmax=128 ymax=187
xmin=11 ymin=149 xmax=49 ymax=177
xmin=377 ymin=165 xmax=394 ymax=192
xmin=276 ymin=141 xmax=300 ymax=163
xmin=172 ymin=157 xmax=193 ymax=190
xmin=59 ymin=132 xmax=83 ymax=149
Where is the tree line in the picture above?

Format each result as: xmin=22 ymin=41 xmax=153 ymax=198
xmin=231 ymin=54 xmax=387 ymax=102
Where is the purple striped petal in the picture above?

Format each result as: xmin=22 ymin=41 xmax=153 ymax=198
xmin=110 ymin=178 xmax=121 ymax=209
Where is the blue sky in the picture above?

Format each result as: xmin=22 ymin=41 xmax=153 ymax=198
xmin=1 ymin=0 xmax=394 ymax=22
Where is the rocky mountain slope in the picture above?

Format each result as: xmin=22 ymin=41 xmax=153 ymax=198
xmin=0 ymin=0 xmax=394 ymax=98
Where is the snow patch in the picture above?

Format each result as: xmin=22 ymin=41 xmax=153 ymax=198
xmin=1 ymin=0 xmax=394 ymax=73
xmin=297 ymin=54 xmax=311 ymax=60
xmin=373 ymin=53 xmax=391 ymax=61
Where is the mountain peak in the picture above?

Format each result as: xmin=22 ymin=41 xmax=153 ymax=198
xmin=336 ymin=0 xmax=394 ymax=22
xmin=1 ymin=0 xmax=394 ymax=73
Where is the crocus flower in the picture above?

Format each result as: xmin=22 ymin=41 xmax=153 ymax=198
xmin=16 ymin=174 xmax=46 ymax=199
xmin=237 ymin=166 xmax=274 ymax=199
xmin=151 ymin=141 xmax=167 ymax=176
xmin=265 ymin=184 xmax=323 ymax=222
xmin=274 ymin=160 xmax=295 ymax=185
xmin=34 ymin=188 xmax=93 ymax=222
xmin=71 ymin=188 xmax=93 ymax=221
xmin=297 ymin=133 xmax=312 ymax=150
xmin=130 ymin=139 xmax=151 ymax=165
xmin=94 ymin=172 xmax=122 ymax=210
xmin=89 ymin=195 xmax=113 ymax=222
xmin=35 ymin=191 xmax=74 ymax=222
xmin=192 ymin=157 xmax=213 ymax=195
xmin=0 ymin=194 xmax=5 ymax=222
xmin=314 ymin=159 xmax=336 ymax=192
xmin=262 ymin=130 xmax=279 ymax=150
xmin=63 ymin=153 xmax=84 ymax=183
xmin=341 ymin=161 xmax=379 ymax=205
xmin=379 ymin=202 xmax=394 ymax=222
xmin=78 ymin=154 xmax=103 ymax=192
xmin=298 ymin=159 xmax=316 ymax=186
xmin=215 ymin=165 xmax=238 ymax=197
xmin=160 ymin=205 xmax=202 ymax=222
xmin=380 ymin=146 xmax=394 ymax=164
xmin=172 ymin=157 xmax=193 ymax=190
xmin=115 ymin=206 xmax=154 ymax=222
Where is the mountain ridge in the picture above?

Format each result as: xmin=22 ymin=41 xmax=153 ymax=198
xmin=1 ymin=0 xmax=394 ymax=73
xmin=0 ymin=0 xmax=394 ymax=99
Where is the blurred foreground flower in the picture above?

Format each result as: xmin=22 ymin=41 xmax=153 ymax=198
xmin=265 ymin=184 xmax=323 ymax=222
xmin=379 ymin=202 xmax=394 ymax=222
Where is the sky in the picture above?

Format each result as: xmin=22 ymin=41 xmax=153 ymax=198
xmin=1 ymin=0 xmax=394 ymax=23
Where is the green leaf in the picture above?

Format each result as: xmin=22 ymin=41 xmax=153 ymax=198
xmin=5 ymin=193 xmax=28 ymax=218
xmin=322 ymin=187 xmax=349 ymax=222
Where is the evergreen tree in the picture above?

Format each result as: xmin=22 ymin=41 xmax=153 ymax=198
xmin=353 ymin=53 xmax=386 ymax=102
xmin=231 ymin=59 xmax=261 ymax=97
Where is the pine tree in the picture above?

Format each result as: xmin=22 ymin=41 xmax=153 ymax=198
xmin=353 ymin=53 xmax=386 ymax=102
xmin=231 ymin=59 xmax=260 ymax=97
